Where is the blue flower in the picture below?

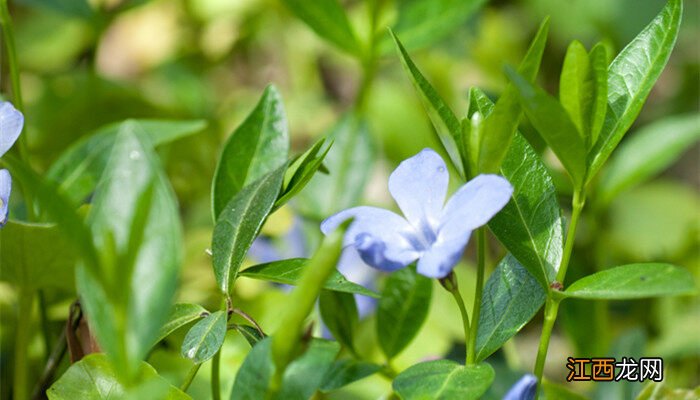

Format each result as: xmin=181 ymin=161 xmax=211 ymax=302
xmin=321 ymin=148 xmax=513 ymax=279
xmin=503 ymin=374 xmax=537 ymax=400
xmin=0 ymin=101 xmax=24 ymax=227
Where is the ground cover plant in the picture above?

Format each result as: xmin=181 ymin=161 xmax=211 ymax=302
xmin=0 ymin=0 xmax=698 ymax=399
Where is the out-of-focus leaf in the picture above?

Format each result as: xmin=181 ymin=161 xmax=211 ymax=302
xmin=319 ymin=360 xmax=381 ymax=392
xmin=47 ymin=354 xmax=189 ymax=400
xmin=274 ymin=138 xmax=331 ymax=210
xmin=155 ymin=303 xmax=208 ymax=345
xmin=233 ymin=325 xmax=266 ymax=347
xmin=594 ymin=329 xmax=646 ymax=400
xmin=391 ymin=29 xmax=465 ymax=178
xmin=319 ymin=290 xmax=358 ymax=352
xmin=377 ymin=266 xmax=432 ymax=360
xmin=0 ymin=221 xmax=77 ymax=291
xmin=77 ymin=131 xmax=182 ymax=379
xmin=382 ymin=0 xmax=487 ymax=53
xmin=475 ymin=255 xmax=546 ymax=361
xmin=181 ymin=311 xmax=227 ymax=364
xmin=563 ymin=264 xmax=696 ymax=300
xmin=597 ymin=114 xmax=700 ymax=205
xmin=541 ymin=380 xmax=589 ymax=400
xmin=230 ymin=338 xmax=340 ymax=400
xmin=588 ymin=0 xmax=683 ymax=181
xmin=212 ymin=164 xmax=287 ymax=295
xmin=392 ymin=360 xmax=494 ymax=400
xmin=239 ymin=258 xmax=379 ymax=298
xmin=477 ymin=18 xmax=549 ymax=174
xmin=506 ymin=66 xmax=587 ymax=187
xmin=48 ymin=119 xmax=206 ymax=205
xmin=279 ymin=0 xmax=360 ymax=55
xmin=635 ymin=383 xmax=700 ymax=400
xmin=298 ymin=115 xmax=376 ymax=219
xmin=17 ymin=0 xmax=94 ymax=19
xmin=212 ymin=85 xmax=288 ymax=219
xmin=471 ymin=88 xmax=563 ymax=287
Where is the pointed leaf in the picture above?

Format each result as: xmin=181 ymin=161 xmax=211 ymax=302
xmin=233 ymin=324 xmax=266 ymax=347
xmin=392 ymin=360 xmax=494 ymax=400
xmin=588 ymin=43 xmax=609 ymax=147
xmin=212 ymin=85 xmax=288 ymax=218
xmin=181 ymin=311 xmax=227 ymax=364
xmin=320 ymin=360 xmax=381 ymax=392
xmin=563 ymin=263 xmax=696 ymax=300
xmin=274 ymin=138 xmax=331 ymax=210
xmin=319 ymin=290 xmax=358 ymax=352
xmin=279 ymin=0 xmax=360 ymax=55
xmin=588 ymin=0 xmax=683 ymax=180
xmin=212 ymin=164 xmax=287 ymax=294
xmin=155 ymin=303 xmax=208 ymax=345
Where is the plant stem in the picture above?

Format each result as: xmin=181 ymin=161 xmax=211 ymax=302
xmin=37 ymin=291 xmax=52 ymax=361
xmin=533 ymin=189 xmax=585 ymax=397
xmin=354 ymin=0 xmax=383 ymax=112
xmin=179 ymin=362 xmax=202 ymax=393
xmin=14 ymin=289 xmax=34 ymax=400
xmin=466 ymin=227 xmax=486 ymax=365
xmin=443 ymin=272 xmax=470 ymax=365
xmin=211 ymin=350 xmax=221 ymax=400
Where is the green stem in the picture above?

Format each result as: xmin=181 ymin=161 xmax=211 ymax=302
xmin=211 ymin=350 xmax=221 ymax=400
xmin=354 ymin=0 xmax=383 ymax=112
xmin=533 ymin=296 xmax=560 ymax=397
xmin=37 ymin=291 xmax=52 ymax=361
xmin=179 ymin=363 xmax=201 ymax=393
xmin=14 ymin=289 xmax=34 ymax=400
xmin=449 ymin=286 xmax=471 ymax=365
xmin=555 ymin=190 xmax=585 ymax=283
xmin=466 ymin=228 xmax=486 ymax=365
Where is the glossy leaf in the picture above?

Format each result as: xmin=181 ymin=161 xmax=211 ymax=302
xmin=470 ymin=88 xmax=563 ymax=287
xmin=506 ymin=66 xmax=587 ymax=187
xmin=212 ymin=85 xmax=288 ymax=218
xmin=231 ymin=338 xmax=340 ymax=400
xmin=233 ymin=325 xmax=266 ymax=347
xmin=477 ymin=17 xmax=549 ymax=174
xmin=212 ymin=164 xmax=287 ymax=294
xmin=392 ymin=360 xmax=494 ymax=400
xmin=77 ymin=131 xmax=182 ymax=379
xmin=588 ymin=0 xmax=683 ymax=181
xmin=0 ymin=221 xmax=77 ymax=291
xmin=298 ymin=115 xmax=376 ymax=219
xmin=47 ymin=354 xmax=189 ymax=400
xmin=47 ymin=119 xmax=206 ymax=205
xmin=597 ymin=113 xmax=700 ymax=205
xmin=588 ymin=43 xmax=609 ymax=147
xmin=377 ymin=266 xmax=432 ymax=359
xmin=391 ymin=30 xmax=465 ymax=178
xmin=274 ymin=138 xmax=331 ymax=210
xmin=563 ymin=263 xmax=696 ymax=300
xmin=320 ymin=360 xmax=381 ymax=392
xmin=181 ymin=311 xmax=227 ymax=364
xmin=319 ymin=290 xmax=358 ymax=352
xmin=279 ymin=0 xmax=359 ymax=55
xmin=475 ymin=255 xmax=546 ymax=361
xmin=155 ymin=303 xmax=208 ymax=345
xmin=239 ymin=258 xmax=379 ymax=298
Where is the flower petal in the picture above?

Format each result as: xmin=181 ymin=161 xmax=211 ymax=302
xmin=0 ymin=102 xmax=24 ymax=157
xmin=417 ymin=233 xmax=472 ymax=278
xmin=0 ymin=169 xmax=11 ymax=227
xmin=438 ymin=174 xmax=513 ymax=241
xmin=321 ymin=206 xmax=420 ymax=271
xmin=388 ymin=148 xmax=449 ymax=231
xmin=503 ymin=374 xmax=537 ymax=400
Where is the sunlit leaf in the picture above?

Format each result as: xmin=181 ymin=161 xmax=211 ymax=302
xmin=393 ymin=360 xmax=494 ymax=399
xmin=181 ymin=311 xmax=227 ymax=364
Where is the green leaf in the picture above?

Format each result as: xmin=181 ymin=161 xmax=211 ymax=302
xmin=475 ymin=255 xmax=546 ymax=361
xmin=588 ymin=43 xmax=609 ymax=147
xmin=470 ymin=88 xmax=563 ymax=287
xmin=233 ymin=325 xmax=266 ymax=347
xmin=212 ymin=85 xmax=288 ymax=218
xmin=47 ymin=119 xmax=206 ymax=205
xmin=506 ymin=66 xmax=587 ymax=187
xmin=297 ymin=115 xmax=376 ymax=219
xmin=377 ymin=266 xmax=432 ymax=360
xmin=77 ymin=131 xmax=183 ymax=379
xmin=319 ymin=360 xmax=381 ymax=392
xmin=274 ymin=138 xmax=331 ymax=210
xmin=563 ymin=263 xmax=696 ymax=300
xmin=392 ymin=360 xmax=494 ymax=400
xmin=391 ymin=29 xmax=465 ymax=178
xmin=0 ymin=221 xmax=77 ymax=291
xmin=381 ymin=0 xmax=487 ymax=53
xmin=181 ymin=311 xmax=227 ymax=364
xmin=597 ymin=114 xmax=700 ymax=205
xmin=279 ymin=0 xmax=359 ymax=55
xmin=541 ymin=380 xmax=589 ymax=400
xmin=18 ymin=0 xmax=94 ymax=19
xmin=319 ymin=290 xmax=358 ymax=352
xmin=477 ymin=17 xmax=549 ymax=174
xmin=155 ymin=303 xmax=208 ymax=345
xmin=231 ymin=338 xmax=340 ymax=400
xmin=212 ymin=164 xmax=287 ymax=294
xmin=47 ymin=354 xmax=190 ymax=400
xmin=588 ymin=0 xmax=683 ymax=181
xmin=239 ymin=258 xmax=379 ymax=298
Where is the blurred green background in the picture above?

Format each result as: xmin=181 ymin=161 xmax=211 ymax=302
xmin=1 ymin=0 xmax=697 ymax=398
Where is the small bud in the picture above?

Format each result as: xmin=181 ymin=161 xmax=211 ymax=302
xmin=550 ymin=281 xmax=564 ymax=291
xmin=439 ymin=271 xmax=459 ymax=292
